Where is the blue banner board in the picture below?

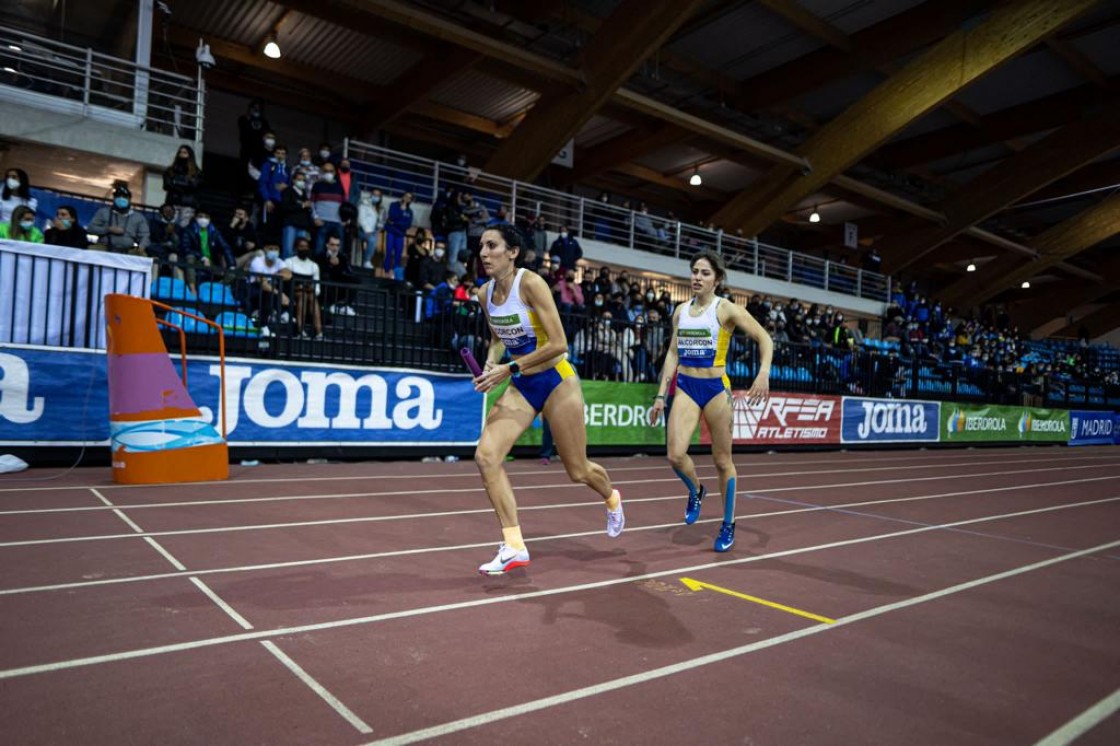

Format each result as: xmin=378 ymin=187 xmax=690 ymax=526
xmin=1068 ymin=410 xmax=1117 ymax=447
xmin=840 ymin=397 xmax=941 ymax=444
xmin=0 ymin=346 xmax=483 ymax=446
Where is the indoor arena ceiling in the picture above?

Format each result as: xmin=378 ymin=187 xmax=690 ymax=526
xmin=6 ymin=0 xmax=1120 ymax=328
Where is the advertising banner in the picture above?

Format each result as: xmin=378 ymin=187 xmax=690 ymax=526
xmin=840 ymin=397 xmax=940 ymax=444
xmin=940 ymin=404 xmax=1070 ymax=443
xmin=485 ymin=379 xmax=676 ymax=446
xmin=0 ymin=346 xmax=483 ymax=446
xmin=699 ymin=391 xmax=841 ymax=445
xmin=1069 ymin=410 xmax=1117 ymax=446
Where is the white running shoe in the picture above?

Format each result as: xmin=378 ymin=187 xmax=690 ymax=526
xmin=478 ymin=543 xmax=530 ymax=575
xmin=606 ymin=490 xmax=625 ymax=537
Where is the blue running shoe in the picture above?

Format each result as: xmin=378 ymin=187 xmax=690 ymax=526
xmin=684 ymin=485 xmax=706 ymax=525
xmin=714 ymin=521 xmax=736 ymax=552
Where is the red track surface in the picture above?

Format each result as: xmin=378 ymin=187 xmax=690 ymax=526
xmin=1 ymin=447 xmax=1118 ymax=744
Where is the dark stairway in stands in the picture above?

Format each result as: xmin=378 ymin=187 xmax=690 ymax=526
xmin=184 ymin=153 xmax=463 ymax=371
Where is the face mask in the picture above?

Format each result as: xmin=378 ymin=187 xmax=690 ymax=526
xmin=19 ymin=220 xmax=34 ymax=230
xmin=339 ymin=165 xmax=350 ymax=174
xmin=594 ymin=300 xmax=604 ymax=307
xmin=250 ymin=109 xmax=261 ymax=119
xmin=114 ymin=197 xmax=129 ymax=209
xmin=266 ymin=250 xmax=279 ymax=260
xmin=196 ymin=218 xmax=210 ymax=229
xmin=433 ymin=249 xmax=445 ymax=259
xmin=297 ymin=249 xmax=310 ymax=258
xmin=60 ymin=219 xmax=73 ymax=229
xmin=319 ymin=149 xmax=331 ymax=160
xmin=646 ymin=293 xmax=654 ymax=301
xmin=560 ymin=232 xmax=568 ymax=239
xmin=294 ymin=181 xmax=306 ymax=191
xmin=300 ymin=159 xmax=311 ymax=167
xmin=264 ymin=138 xmax=276 ymax=149
xmin=372 ymin=196 xmax=381 ymax=204
xmin=7 ymin=177 xmax=21 ymax=190
xmin=322 ymin=172 xmax=336 ymax=183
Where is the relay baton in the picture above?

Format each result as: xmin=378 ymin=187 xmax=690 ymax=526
xmin=460 ymin=348 xmax=484 ymax=377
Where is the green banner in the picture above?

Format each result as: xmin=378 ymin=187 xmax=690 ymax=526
xmin=941 ymin=404 xmax=1070 ymax=443
xmin=485 ymin=380 xmax=689 ymax=446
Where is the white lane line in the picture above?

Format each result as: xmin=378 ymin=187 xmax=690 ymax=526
xmin=10 ymin=456 xmax=1114 ymax=516
xmin=260 ymin=640 xmax=373 ymax=734
xmin=90 ymin=489 xmax=145 ymax=534
xmin=365 ymin=537 xmax=1120 ymax=746
xmin=0 ymin=470 xmax=1115 ymax=600
xmin=1 ymin=450 xmax=1105 ymax=493
xmin=0 ymin=495 xmax=1116 ymax=682
xmin=91 ymin=489 xmax=188 ymax=571
xmin=4 ymin=467 xmax=1112 ymax=549
xmin=189 ymin=577 xmax=252 ymax=629
xmin=1034 ymin=688 xmax=1120 ymax=746
xmin=144 ymin=538 xmax=187 ymax=571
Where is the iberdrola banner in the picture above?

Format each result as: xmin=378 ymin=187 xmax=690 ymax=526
xmin=940 ymin=403 xmax=1069 ymax=443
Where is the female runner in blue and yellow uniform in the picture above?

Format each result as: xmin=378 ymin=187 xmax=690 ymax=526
xmin=649 ymin=251 xmax=772 ymax=552
xmin=471 ymin=225 xmax=624 ymax=575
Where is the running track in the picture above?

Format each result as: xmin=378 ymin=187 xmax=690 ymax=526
xmin=0 ymin=446 xmax=1118 ymax=744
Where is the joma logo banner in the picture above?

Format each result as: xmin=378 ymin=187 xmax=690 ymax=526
xmin=841 ymin=398 xmax=940 ymax=443
xmin=0 ymin=347 xmax=483 ymax=446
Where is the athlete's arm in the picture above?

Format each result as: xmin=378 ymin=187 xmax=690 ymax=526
xmin=723 ymin=302 xmax=772 ymax=405
xmin=649 ymin=304 xmax=683 ymax=426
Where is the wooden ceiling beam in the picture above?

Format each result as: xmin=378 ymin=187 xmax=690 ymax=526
xmin=879 ymin=98 xmax=1120 ymax=275
xmin=484 ymin=0 xmax=705 ymax=181
xmin=1053 ymin=302 xmax=1120 ymax=339
xmin=362 ymin=48 xmax=484 ymax=133
xmin=708 ymin=0 xmax=1101 ymax=239
xmin=941 ymin=192 xmax=1120 ymax=308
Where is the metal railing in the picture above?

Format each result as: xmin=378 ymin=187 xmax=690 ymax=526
xmin=0 ymin=29 xmax=204 ymax=143
xmin=345 ymin=139 xmax=889 ymax=303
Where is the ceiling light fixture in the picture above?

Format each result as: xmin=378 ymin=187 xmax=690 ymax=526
xmin=689 ymin=167 xmax=702 ymax=187
xmin=808 ymin=206 xmax=821 ymax=223
xmin=263 ymin=35 xmax=281 ymax=59
xmin=966 ymin=262 xmax=976 ymax=272
xmin=1021 ymin=280 xmax=1030 ymax=289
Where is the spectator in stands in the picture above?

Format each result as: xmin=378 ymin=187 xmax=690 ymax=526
xmin=417 ymin=239 xmax=449 ymax=292
xmin=0 ymin=205 xmax=43 ymax=242
xmin=247 ymin=242 xmax=289 ymax=336
xmin=522 ymin=245 xmax=544 ymax=273
xmin=549 ymin=226 xmax=583 ymax=271
xmin=90 ymin=184 xmax=150 ymax=255
xmin=829 ymin=312 xmax=852 ymax=350
xmin=311 ymin=161 xmax=344 ymax=257
xmin=259 ymin=143 xmax=290 ymax=233
xmin=281 ymin=237 xmax=323 ymax=339
xmin=384 ymin=192 xmax=414 ymax=280
xmin=149 ymin=203 xmax=178 ymax=261
xmin=357 ymin=187 xmax=385 ymax=270
xmin=862 ymin=246 xmax=882 ymax=273
xmin=227 ymin=206 xmax=260 ymax=269
xmin=463 ymin=192 xmax=490 ymax=276
xmin=1 ymin=168 xmax=36 ymax=223
xmin=441 ymin=190 xmax=469 ymax=267
xmin=44 ymin=205 xmax=86 ymax=248
xmin=424 ymin=271 xmax=459 ymax=322
xmin=315 ymin=143 xmax=334 ymax=168
xmin=554 ymin=269 xmax=585 ymax=317
xmin=162 ymin=144 xmax=202 ymax=226
xmin=338 ymin=160 xmax=357 ymax=205
xmin=633 ymin=203 xmax=657 ymax=248
xmin=318 ymin=234 xmax=359 ymax=317
xmin=279 ymin=169 xmax=313 ymax=259
xmin=405 ymin=228 xmax=434 ymax=288
xmin=590 ymin=192 xmax=613 ymax=241
xmin=295 ymin=148 xmax=321 ymax=188
xmin=179 ymin=209 xmax=234 ymax=293
xmin=247 ymin=130 xmax=277 ymax=193
xmin=237 ymin=101 xmax=270 ymax=178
